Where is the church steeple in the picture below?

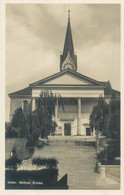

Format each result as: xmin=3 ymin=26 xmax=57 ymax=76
xmin=60 ymin=10 xmax=77 ymax=71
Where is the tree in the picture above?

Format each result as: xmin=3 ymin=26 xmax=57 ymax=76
xmin=107 ymin=97 xmax=120 ymax=139
xmin=5 ymin=122 xmax=17 ymax=138
xmin=29 ymin=90 xmax=59 ymax=140
xmin=26 ymin=112 xmax=41 ymax=146
xmin=36 ymin=90 xmax=58 ymax=138
xmin=11 ymin=107 xmax=26 ymax=138
xmin=91 ymin=96 xmax=121 ymax=164
xmin=25 ymin=90 xmax=60 ymax=146
xmin=90 ymin=96 xmax=109 ymax=135
xmin=90 ymin=95 xmax=120 ymax=165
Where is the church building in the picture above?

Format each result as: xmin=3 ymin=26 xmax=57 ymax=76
xmin=8 ymin=11 xmax=120 ymax=136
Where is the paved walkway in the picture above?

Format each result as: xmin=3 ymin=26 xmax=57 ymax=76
xmin=18 ymin=143 xmax=120 ymax=189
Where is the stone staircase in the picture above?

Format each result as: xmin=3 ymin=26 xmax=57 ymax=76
xmin=32 ymin=143 xmax=118 ymax=189
xmin=18 ymin=141 xmax=119 ymax=189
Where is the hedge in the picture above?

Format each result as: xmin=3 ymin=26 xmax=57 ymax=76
xmin=32 ymin=157 xmax=58 ymax=169
xmin=5 ymin=169 xmax=58 ymax=185
xmin=97 ymin=141 xmax=120 ymax=165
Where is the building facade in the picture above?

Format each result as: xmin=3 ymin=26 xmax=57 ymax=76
xmin=8 ymin=11 xmax=120 ymax=136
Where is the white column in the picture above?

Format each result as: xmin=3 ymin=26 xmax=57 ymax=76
xmin=77 ymin=98 xmax=81 ymax=135
xmin=55 ymin=99 xmax=58 ymax=131
xmin=93 ymin=127 xmax=96 ymax=136
xmin=32 ymin=98 xmax=36 ymax=111
xmin=22 ymin=101 xmax=24 ymax=111
xmin=62 ymin=123 xmax=64 ymax=136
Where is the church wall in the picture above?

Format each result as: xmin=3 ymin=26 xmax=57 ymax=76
xmin=57 ymin=113 xmax=90 ymax=136
xmin=58 ymin=102 xmax=77 ymax=113
xmin=81 ymin=99 xmax=98 ymax=126
xmin=58 ymin=99 xmax=98 ymax=114
xmin=71 ymin=119 xmax=78 ymax=135
xmin=81 ymin=99 xmax=98 ymax=113
xmin=56 ymin=118 xmax=77 ymax=136
xmin=58 ymin=112 xmax=77 ymax=120
xmin=10 ymin=98 xmax=32 ymax=121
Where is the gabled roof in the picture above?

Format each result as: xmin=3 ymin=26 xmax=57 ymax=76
xmin=8 ymin=71 xmax=120 ymax=98
xmin=8 ymin=87 xmax=32 ymax=97
xmin=112 ymin=89 xmax=120 ymax=96
xmin=100 ymin=81 xmax=120 ymax=96
xmin=30 ymin=69 xmax=105 ymax=87
xmin=99 ymin=81 xmax=111 ymax=88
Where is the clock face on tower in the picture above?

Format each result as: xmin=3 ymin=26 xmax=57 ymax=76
xmin=64 ymin=64 xmax=74 ymax=70
xmin=61 ymin=51 xmax=76 ymax=71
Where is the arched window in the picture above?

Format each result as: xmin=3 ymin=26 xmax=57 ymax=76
xmin=22 ymin=100 xmax=28 ymax=114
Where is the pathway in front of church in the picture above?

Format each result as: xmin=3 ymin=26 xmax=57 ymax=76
xmin=19 ymin=143 xmax=120 ymax=189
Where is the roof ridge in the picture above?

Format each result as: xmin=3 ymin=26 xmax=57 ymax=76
xmin=30 ymin=69 xmax=105 ymax=86
xmin=30 ymin=70 xmax=67 ymax=86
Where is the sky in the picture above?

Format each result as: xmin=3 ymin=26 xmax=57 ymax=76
xmin=6 ymin=4 xmax=120 ymax=121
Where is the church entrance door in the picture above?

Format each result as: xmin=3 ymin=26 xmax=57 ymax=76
xmin=64 ymin=123 xmax=71 ymax=136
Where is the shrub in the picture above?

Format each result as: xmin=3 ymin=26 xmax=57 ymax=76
xmin=5 ymin=156 xmax=22 ymax=170
xmin=32 ymin=157 xmax=58 ymax=169
xmin=37 ymin=141 xmax=47 ymax=148
xmin=97 ymin=141 xmax=120 ymax=165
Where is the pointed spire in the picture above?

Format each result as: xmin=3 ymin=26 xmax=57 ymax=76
xmin=68 ymin=10 xmax=70 ymax=22
xmin=63 ymin=10 xmax=74 ymax=61
xmin=60 ymin=10 xmax=77 ymax=71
